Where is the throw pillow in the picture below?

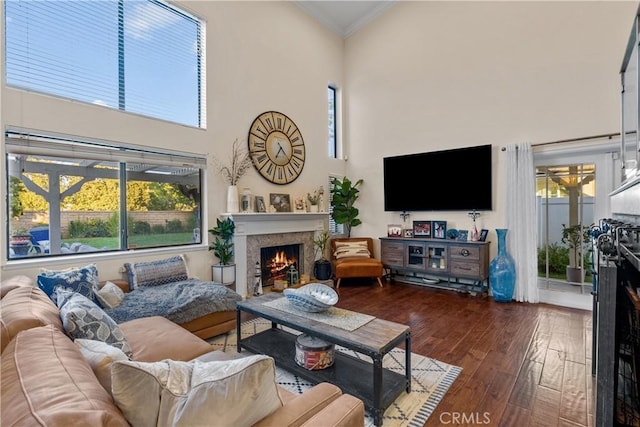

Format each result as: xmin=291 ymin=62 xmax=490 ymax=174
xmin=96 ymin=281 xmax=125 ymax=309
xmin=75 ymin=338 xmax=129 ymax=392
xmin=124 ymin=255 xmax=188 ymax=289
xmin=334 ymin=241 xmax=371 ymax=259
xmin=111 ymin=355 xmax=284 ymax=427
xmin=37 ymin=263 xmax=100 ymax=305
xmin=56 ymin=289 xmax=132 ymax=357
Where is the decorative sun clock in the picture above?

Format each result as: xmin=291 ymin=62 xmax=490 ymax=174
xmin=248 ymin=111 xmax=306 ymax=185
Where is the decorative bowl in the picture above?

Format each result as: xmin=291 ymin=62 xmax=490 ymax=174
xmin=283 ymin=283 xmax=338 ymax=312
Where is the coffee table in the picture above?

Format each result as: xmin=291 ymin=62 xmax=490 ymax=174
xmin=236 ymin=293 xmax=411 ymax=427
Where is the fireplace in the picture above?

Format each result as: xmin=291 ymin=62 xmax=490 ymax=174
xmin=227 ymin=212 xmax=329 ymax=297
xmin=260 ymin=244 xmax=301 ymax=288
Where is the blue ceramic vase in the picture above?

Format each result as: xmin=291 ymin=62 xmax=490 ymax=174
xmin=489 ymin=228 xmax=516 ymax=302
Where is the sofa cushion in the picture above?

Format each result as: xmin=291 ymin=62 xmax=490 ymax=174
xmin=0 ymin=285 xmax=63 ymax=353
xmin=96 ymin=281 xmax=125 ymax=308
xmin=111 ymin=354 xmax=284 ymax=427
xmin=0 ymin=274 xmax=33 ymax=298
xmin=119 ymin=315 xmax=212 ymax=362
xmin=57 ymin=289 xmax=132 ymax=357
xmin=37 ymin=263 xmax=100 ymax=304
xmin=76 ymin=338 xmax=129 ymax=392
xmin=124 ymin=255 xmax=188 ymax=289
xmin=0 ymin=325 xmax=129 ymax=426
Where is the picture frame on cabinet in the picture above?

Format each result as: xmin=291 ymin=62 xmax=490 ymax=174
xmin=413 ymin=220 xmax=431 ymax=237
xmin=387 ymin=224 xmax=403 ymax=237
xmin=403 ymin=229 xmax=414 ymax=238
xmin=479 ymin=229 xmax=489 ymax=242
xmin=432 ymin=221 xmax=447 ymax=239
xmin=457 ymin=230 xmax=469 ymax=241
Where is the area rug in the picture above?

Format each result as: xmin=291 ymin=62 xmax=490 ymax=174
xmin=208 ymin=318 xmax=462 ymax=427
xmin=262 ymin=296 xmax=375 ymax=331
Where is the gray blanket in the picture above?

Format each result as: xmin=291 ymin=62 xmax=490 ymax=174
xmin=105 ymin=280 xmax=242 ymax=325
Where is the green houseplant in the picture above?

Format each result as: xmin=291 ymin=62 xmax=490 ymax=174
xmin=208 ymin=217 xmax=236 ymax=285
xmin=330 ymin=176 xmax=363 ymax=237
xmin=312 ymin=230 xmax=332 ymax=280
xmin=561 ymin=223 xmax=590 ymax=284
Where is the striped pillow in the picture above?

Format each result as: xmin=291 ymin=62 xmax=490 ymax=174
xmin=124 ymin=255 xmax=188 ymax=289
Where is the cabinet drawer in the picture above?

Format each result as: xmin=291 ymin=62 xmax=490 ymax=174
xmin=383 ymin=242 xmax=405 ymax=253
xmin=382 ymin=255 xmax=404 ymax=266
xmin=450 ymin=261 xmax=480 ymax=278
xmin=450 ymin=245 xmax=480 ymax=260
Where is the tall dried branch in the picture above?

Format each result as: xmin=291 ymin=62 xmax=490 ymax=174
xmin=213 ymin=138 xmax=253 ymax=186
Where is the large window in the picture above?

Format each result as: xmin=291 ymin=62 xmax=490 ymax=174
xmin=328 ymin=86 xmax=337 ymax=158
xmin=6 ymin=130 xmax=204 ymax=260
xmin=4 ymin=0 xmax=205 ymax=128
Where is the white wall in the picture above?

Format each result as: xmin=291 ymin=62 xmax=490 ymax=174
xmin=0 ymin=1 xmax=346 ymax=281
xmin=343 ymin=1 xmax=637 ymax=258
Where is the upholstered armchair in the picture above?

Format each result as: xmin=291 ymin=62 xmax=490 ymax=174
xmin=330 ymin=237 xmax=384 ymax=289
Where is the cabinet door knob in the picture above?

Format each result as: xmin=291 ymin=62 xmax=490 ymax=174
xmin=461 ymin=249 xmax=470 ymax=257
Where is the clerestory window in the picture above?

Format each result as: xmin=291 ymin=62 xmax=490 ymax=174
xmin=4 ymin=0 xmax=206 ymax=128
xmin=6 ymin=130 xmax=204 ymax=260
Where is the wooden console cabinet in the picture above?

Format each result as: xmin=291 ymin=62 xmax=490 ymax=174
xmin=380 ymin=237 xmax=490 ymax=294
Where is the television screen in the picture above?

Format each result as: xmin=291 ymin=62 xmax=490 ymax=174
xmin=383 ymin=144 xmax=492 ymax=211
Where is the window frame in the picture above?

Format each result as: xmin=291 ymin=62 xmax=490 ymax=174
xmin=5 ymin=129 xmax=205 ymax=261
xmin=328 ymin=85 xmax=338 ymax=159
xmin=4 ymin=0 xmax=206 ymax=128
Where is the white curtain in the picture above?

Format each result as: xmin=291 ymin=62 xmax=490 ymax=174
xmin=505 ymin=143 xmax=539 ymax=303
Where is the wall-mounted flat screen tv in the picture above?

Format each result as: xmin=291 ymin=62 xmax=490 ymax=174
xmin=383 ymin=144 xmax=492 ymax=211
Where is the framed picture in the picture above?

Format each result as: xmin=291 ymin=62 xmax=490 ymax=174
xmin=413 ymin=221 xmax=431 ymax=237
xmin=479 ymin=229 xmax=489 ymax=242
xmin=255 ymin=196 xmax=266 ymax=213
xmin=269 ymin=193 xmax=291 ymax=212
xmin=457 ymin=230 xmax=469 ymax=241
xmin=293 ymin=197 xmax=305 ymax=213
xmin=387 ymin=224 xmax=403 ymax=237
xmin=432 ymin=221 xmax=447 ymax=239
xmin=403 ymin=229 xmax=414 ymax=238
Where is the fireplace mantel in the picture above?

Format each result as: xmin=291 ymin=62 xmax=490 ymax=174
xmin=225 ymin=212 xmax=329 ymax=297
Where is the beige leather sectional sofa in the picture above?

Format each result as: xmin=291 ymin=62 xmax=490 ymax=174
xmin=0 ymin=275 xmax=364 ymax=426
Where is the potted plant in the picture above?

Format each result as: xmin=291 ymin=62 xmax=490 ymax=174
xmin=208 ymin=217 xmax=236 ymax=285
xmin=330 ymin=176 xmax=363 ymax=237
xmin=307 ymin=190 xmax=320 ymax=212
xmin=312 ymin=230 xmax=332 ymax=280
xmin=10 ymin=227 xmax=32 ymax=256
xmin=561 ymin=223 xmax=590 ymax=284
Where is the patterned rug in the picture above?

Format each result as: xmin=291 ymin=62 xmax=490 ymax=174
xmin=208 ymin=318 xmax=462 ymax=427
xmin=262 ymin=296 xmax=375 ymax=331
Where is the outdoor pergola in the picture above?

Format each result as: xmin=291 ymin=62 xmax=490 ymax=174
xmin=9 ymin=154 xmax=200 ymax=255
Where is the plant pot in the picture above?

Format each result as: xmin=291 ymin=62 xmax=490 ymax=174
xmin=10 ymin=242 xmax=30 ymax=256
xmin=308 ymin=204 xmax=319 ymax=213
xmin=566 ymin=266 xmax=585 ymax=284
xmin=212 ymin=263 xmax=236 ymax=285
xmin=313 ymin=260 xmax=332 ymax=281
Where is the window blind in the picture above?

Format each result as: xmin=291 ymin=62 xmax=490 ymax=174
xmin=4 ymin=0 xmax=205 ymax=128
xmin=5 ymin=130 xmax=206 ymax=168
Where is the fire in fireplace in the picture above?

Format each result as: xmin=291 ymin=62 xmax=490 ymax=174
xmin=260 ymin=244 xmax=301 ymax=288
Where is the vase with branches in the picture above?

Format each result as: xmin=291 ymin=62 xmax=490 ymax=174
xmin=213 ymin=139 xmax=253 ymax=213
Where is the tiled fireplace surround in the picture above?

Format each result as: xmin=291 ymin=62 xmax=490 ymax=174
xmin=228 ymin=213 xmax=329 ymax=297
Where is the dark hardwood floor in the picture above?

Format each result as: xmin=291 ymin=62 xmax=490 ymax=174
xmin=333 ymin=278 xmax=594 ymax=427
